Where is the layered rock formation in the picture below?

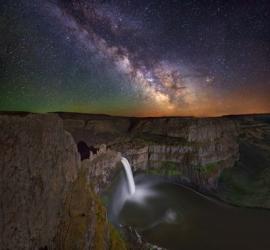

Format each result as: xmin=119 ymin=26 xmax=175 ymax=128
xmin=121 ymin=118 xmax=239 ymax=189
xmin=0 ymin=114 xmax=126 ymax=249
xmin=61 ymin=114 xmax=239 ymax=190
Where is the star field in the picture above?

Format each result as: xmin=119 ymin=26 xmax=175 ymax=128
xmin=0 ymin=0 xmax=269 ymax=116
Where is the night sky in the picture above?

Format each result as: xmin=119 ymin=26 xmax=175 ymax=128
xmin=0 ymin=0 xmax=269 ymax=116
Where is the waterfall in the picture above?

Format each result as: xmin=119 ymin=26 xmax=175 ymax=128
xmin=121 ymin=157 xmax=136 ymax=195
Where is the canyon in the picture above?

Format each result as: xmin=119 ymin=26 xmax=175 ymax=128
xmin=60 ymin=112 xmax=239 ymax=190
xmin=0 ymin=112 xmax=269 ymax=249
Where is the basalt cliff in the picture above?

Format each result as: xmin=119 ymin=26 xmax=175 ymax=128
xmin=1 ymin=112 xmax=270 ymax=249
xmin=61 ymin=113 xmax=239 ymax=190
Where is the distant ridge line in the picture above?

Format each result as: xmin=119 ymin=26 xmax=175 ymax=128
xmin=0 ymin=110 xmax=269 ymax=119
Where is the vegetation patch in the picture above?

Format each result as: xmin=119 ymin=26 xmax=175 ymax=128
xmin=217 ymin=135 xmax=270 ymax=208
xmin=218 ymin=164 xmax=270 ymax=207
xmin=109 ymin=224 xmax=127 ymax=250
xmin=147 ymin=161 xmax=183 ymax=176
xmin=55 ymin=169 xmax=127 ymax=249
xmin=200 ymin=162 xmax=220 ymax=175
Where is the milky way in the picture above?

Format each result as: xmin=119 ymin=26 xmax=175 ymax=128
xmin=0 ymin=0 xmax=269 ymax=116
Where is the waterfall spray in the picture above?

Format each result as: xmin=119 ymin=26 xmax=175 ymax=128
xmin=121 ymin=157 xmax=136 ymax=195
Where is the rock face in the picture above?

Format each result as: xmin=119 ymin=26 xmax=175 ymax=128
xmin=55 ymin=166 xmax=126 ymax=250
xmin=130 ymin=118 xmax=239 ymax=189
xmin=62 ymin=113 xmax=239 ymax=190
xmin=0 ymin=114 xmax=126 ymax=249
xmin=0 ymin=114 xmax=79 ymax=249
xmin=82 ymin=146 xmax=122 ymax=194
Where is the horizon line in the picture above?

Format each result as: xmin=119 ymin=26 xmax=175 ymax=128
xmin=0 ymin=110 xmax=270 ymax=119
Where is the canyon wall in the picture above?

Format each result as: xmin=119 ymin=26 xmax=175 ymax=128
xmin=217 ymin=115 xmax=270 ymax=208
xmin=119 ymin=118 xmax=239 ymax=189
xmin=0 ymin=114 xmax=126 ymax=250
xmin=62 ymin=114 xmax=239 ymax=190
xmin=62 ymin=113 xmax=270 ymax=209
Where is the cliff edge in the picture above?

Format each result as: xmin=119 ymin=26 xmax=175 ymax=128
xmin=0 ymin=114 xmax=126 ymax=249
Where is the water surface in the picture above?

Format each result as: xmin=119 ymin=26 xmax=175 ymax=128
xmin=109 ymin=174 xmax=270 ymax=250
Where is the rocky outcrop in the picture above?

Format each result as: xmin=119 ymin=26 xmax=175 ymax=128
xmin=0 ymin=114 xmax=78 ymax=249
xmin=82 ymin=145 xmax=122 ymax=194
xmin=0 ymin=114 xmax=126 ymax=249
